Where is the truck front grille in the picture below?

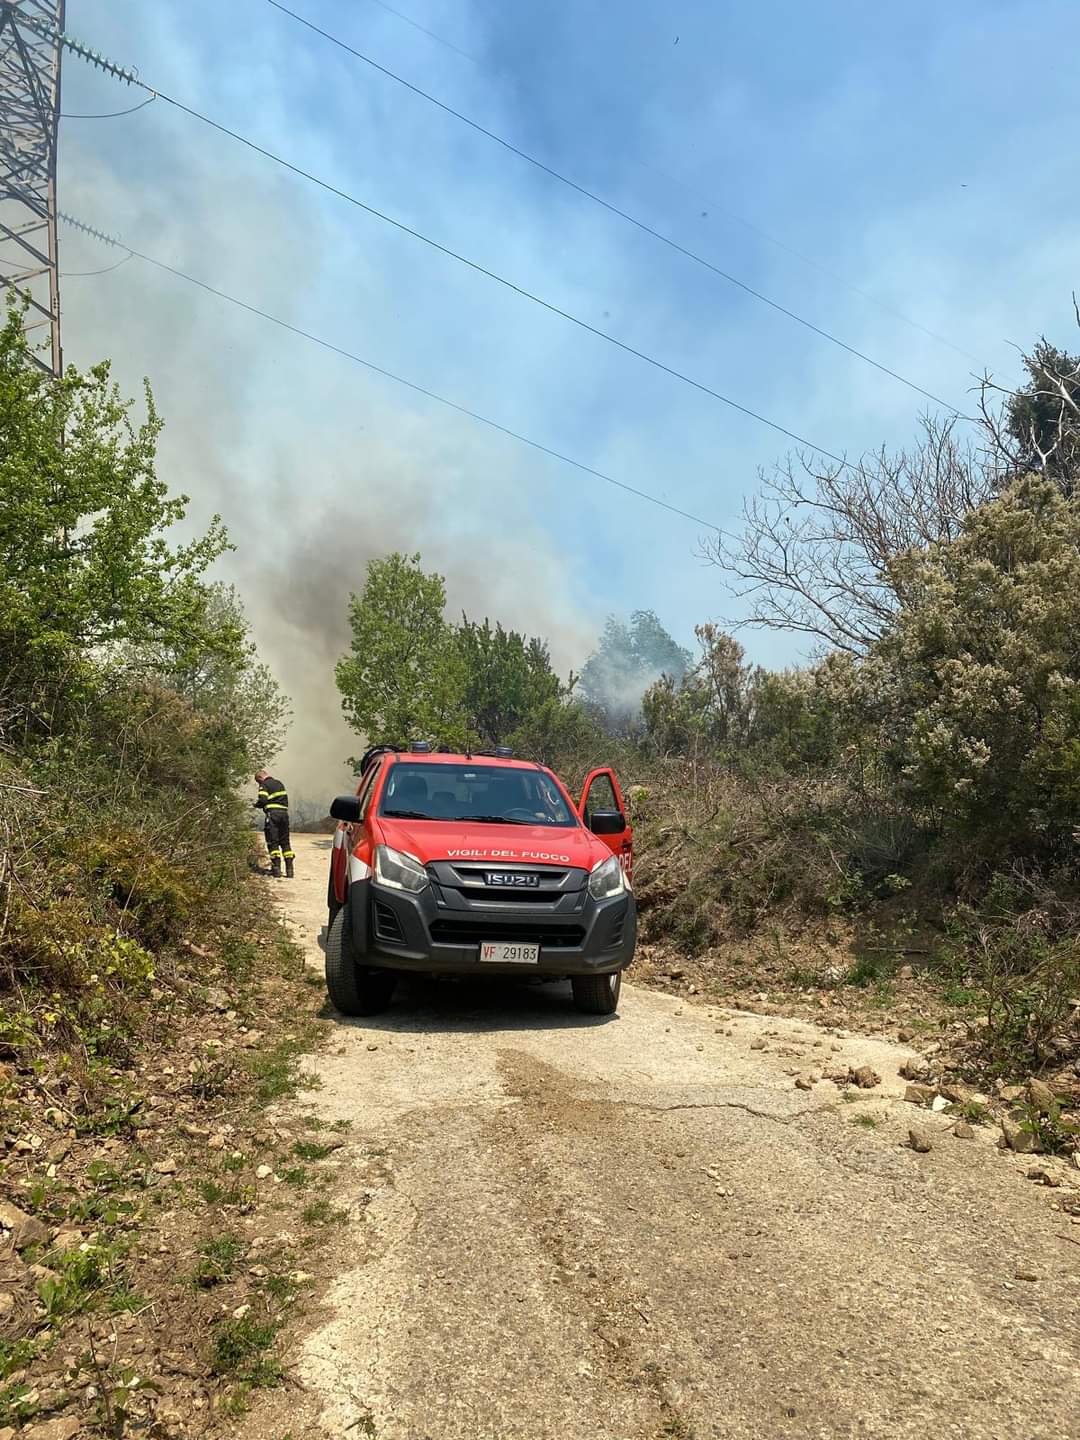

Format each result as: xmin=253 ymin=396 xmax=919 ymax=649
xmin=428 ymin=919 xmax=585 ymax=949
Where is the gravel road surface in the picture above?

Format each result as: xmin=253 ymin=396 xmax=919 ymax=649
xmin=258 ymin=834 xmax=1080 ymax=1439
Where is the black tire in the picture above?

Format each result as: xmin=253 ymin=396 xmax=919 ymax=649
xmin=571 ymin=970 xmax=622 ymax=1016
xmin=327 ymin=868 xmax=342 ymax=927
xmin=324 ymin=903 xmax=397 ymax=1016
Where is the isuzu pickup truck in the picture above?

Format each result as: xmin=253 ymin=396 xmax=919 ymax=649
xmin=325 ymin=743 xmax=635 ymax=1016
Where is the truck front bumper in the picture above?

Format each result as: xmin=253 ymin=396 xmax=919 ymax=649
xmin=347 ymin=873 xmax=636 ymax=977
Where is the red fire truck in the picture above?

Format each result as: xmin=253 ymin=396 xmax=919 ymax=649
xmin=325 ymin=743 xmax=635 ymax=1017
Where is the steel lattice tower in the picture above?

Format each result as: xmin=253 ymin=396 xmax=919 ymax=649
xmin=0 ymin=0 xmax=64 ymax=375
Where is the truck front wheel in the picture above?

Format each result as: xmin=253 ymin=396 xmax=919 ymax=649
xmin=325 ymin=902 xmax=396 ymax=1017
xmin=571 ymin=970 xmax=621 ymax=1016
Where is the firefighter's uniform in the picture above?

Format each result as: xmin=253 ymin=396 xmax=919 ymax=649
xmin=255 ymin=775 xmax=294 ymax=877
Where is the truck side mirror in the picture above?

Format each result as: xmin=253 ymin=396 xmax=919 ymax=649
xmin=588 ymin=809 xmax=625 ymax=836
xmin=330 ymin=794 xmax=361 ymax=823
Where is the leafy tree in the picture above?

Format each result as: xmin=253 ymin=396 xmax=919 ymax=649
xmin=0 ymin=302 xmax=230 ymax=673
xmin=336 ymin=552 xmax=593 ymax=760
xmin=861 ymin=474 xmax=1080 ymax=856
xmin=336 ymin=553 xmax=465 ymax=750
xmin=124 ymin=584 xmax=292 ymax=780
xmin=507 ymin=693 xmax=604 ymax=771
xmin=579 ymin=610 xmax=691 ymax=734
xmin=643 ymin=625 xmax=753 ymax=754
xmin=1002 ymin=339 xmax=1080 ymax=488
xmin=457 ymin=618 xmax=563 ymax=746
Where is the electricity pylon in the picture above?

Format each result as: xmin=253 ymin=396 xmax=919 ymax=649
xmin=0 ymin=0 xmax=64 ymax=375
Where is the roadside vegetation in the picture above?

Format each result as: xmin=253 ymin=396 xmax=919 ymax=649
xmin=0 ymin=303 xmax=324 ymax=1432
xmin=336 ymin=316 xmax=1080 ymax=1105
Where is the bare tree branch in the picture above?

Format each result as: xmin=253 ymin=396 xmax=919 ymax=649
xmin=703 ymin=416 xmax=991 ymax=652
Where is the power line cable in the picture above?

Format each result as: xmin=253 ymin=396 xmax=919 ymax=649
xmin=46 ymin=34 xmax=862 ymax=467
xmin=265 ymin=0 xmax=965 ymax=411
xmin=60 ymin=213 xmax=728 ymax=534
xmin=61 ymin=250 xmax=133 ymax=276
xmin=61 ymin=95 xmax=157 ymax=119
xmin=332 ymin=0 xmax=978 ymax=364
xmin=364 ymin=0 xmax=481 ymax=65
xmin=630 ymin=156 xmax=981 ymax=364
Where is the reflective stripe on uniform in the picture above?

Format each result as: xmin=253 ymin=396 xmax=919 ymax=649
xmin=283 ymin=850 xmax=295 ymax=859
xmin=265 ymin=803 xmax=288 ymax=810
xmin=268 ymin=847 xmax=283 ymax=858
xmin=264 ymin=790 xmax=287 ymax=800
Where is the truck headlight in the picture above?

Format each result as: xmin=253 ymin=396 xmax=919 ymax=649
xmin=374 ymin=844 xmax=429 ymax=893
xmin=588 ymin=853 xmax=625 ymax=900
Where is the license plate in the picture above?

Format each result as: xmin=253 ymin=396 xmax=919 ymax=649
xmin=479 ymin=942 xmax=540 ymax=964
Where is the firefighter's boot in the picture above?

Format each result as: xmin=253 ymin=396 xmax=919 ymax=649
xmin=270 ymin=855 xmax=282 ymax=878
xmin=285 ymin=856 xmax=295 ymax=879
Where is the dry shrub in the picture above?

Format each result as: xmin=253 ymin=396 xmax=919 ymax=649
xmin=944 ymin=869 xmax=1080 ymax=1078
xmin=630 ymin=758 xmax=920 ymax=950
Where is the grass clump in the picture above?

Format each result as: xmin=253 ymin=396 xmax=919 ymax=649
xmin=301 ymin=1196 xmax=347 ymax=1228
xmin=292 ymin=1139 xmax=335 ymax=1161
xmin=193 ymin=1233 xmax=245 ymax=1288
xmin=211 ymin=1316 xmax=282 ymax=1384
xmin=245 ymin=1031 xmax=319 ymax=1103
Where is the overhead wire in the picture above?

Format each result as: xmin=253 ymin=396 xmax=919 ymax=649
xmin=60 ymin=213 xmax=728 ymax=535
xmin=61 ymin=250 xmax=133 ymax=277
xmin=61 ymin=95 xmax=157 ymax=119
xmin=48 ymin=44 xmax=857 ymax=468
xmin=363 ymin=0 xmax=481 ymax=66
xmin=264 ymin=0 xmax=966 ymax=413
xmin=341 ymin=0 xmax=978 ymax=365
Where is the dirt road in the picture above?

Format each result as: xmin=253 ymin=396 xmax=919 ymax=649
xmin=268 ymin=835 xmax=1079 ymax=1439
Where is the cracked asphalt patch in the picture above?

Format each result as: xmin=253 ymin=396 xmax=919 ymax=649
xmin=243 ymin=835 xmax=1080 ymax=1440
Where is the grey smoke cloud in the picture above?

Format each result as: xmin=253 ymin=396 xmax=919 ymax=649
xmin=54 ymin=0 xmax=1079 ymax=806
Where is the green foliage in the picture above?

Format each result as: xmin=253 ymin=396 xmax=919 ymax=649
xmin=210 ymin=1315 xmax=282 ymax=1384
xmin=301 ymin=1195 xmax=347 ymax=1227
xmin=37 ymin=1243 xmax=130 ymax=1320
xmin=938 ymin=871 xmax=1080 ymax=1075
xmin=0 ymin=301 xmax=230 ymax=681
xmin=335 ymin=550 xmax=584 ymax=755
xmin=0 ymin=305 xmax=287 ymax=1060
xmin=292 ymin=1140 xmax=335 ymax=1161
xmin=457 ymin=617 xmax=563 ymax=746
xmin=1018 ymin=1096 xmax=1080 ymax=1155
xmin=125 ymin=583 xmax=292 ymax=780
xmin=336 ymin=552 xmax=463 ymax=747
xmin=87 ymin=826 xmax=199 ymax=949
xmin=1005 ymin=339 xmax=1080 ymax=487
xmin=193 ymin=1233 xmax=245 ymax=1287
xmin=244 ymin=1030 xmax=318 ymax=1102
xmin=869 ymin=475 xmax=1080 ymax=858
xmin=0 ymin=1340 xmax=39 ymax=1429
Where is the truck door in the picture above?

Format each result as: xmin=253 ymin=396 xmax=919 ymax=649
xmin=579 ymin=768 xmax=634 ymax=881
xmin=330 ymin=759 xmax=384 ymax=906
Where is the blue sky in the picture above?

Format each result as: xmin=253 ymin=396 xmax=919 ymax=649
xmin=58 ymin=0 xmax=1080 ymax=794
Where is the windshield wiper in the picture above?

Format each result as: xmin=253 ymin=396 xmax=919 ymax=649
xmin=382 ymin=808 xmax=438 ymax=820
xmin=455 ymin=814 xmax=531 ymax=825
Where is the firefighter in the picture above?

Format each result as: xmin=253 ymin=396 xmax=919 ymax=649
xmin=254 ymin=768 xmax=294 ymax=878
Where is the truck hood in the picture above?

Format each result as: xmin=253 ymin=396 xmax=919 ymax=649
xmin=373 ymin=818 xmax=609 ymax=871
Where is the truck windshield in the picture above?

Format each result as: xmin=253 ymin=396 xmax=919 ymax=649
xmin=379 ymin=763 xmax=577 ymax=828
